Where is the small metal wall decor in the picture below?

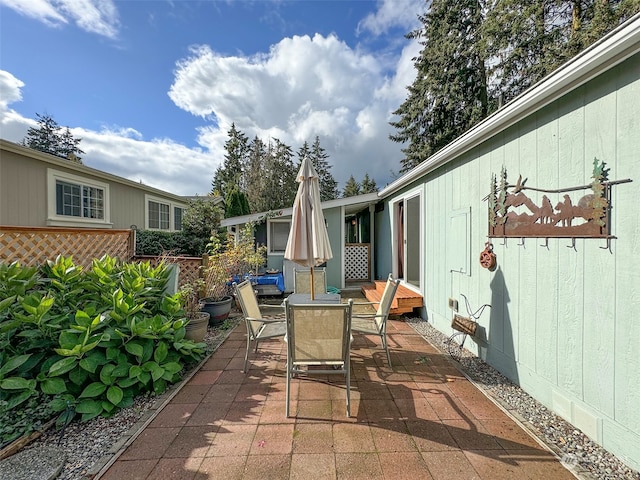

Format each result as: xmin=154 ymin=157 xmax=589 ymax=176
xmin=487 ymin=158 xmax=631 ymax=243
xmin=479 ymin=242 xmax=497 ymax=270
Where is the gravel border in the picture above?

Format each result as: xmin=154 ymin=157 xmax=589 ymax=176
xmin=405 ymin=317 xmax=640 ymax=480
xmin=10 ymin=314 xmax=640 ymax=480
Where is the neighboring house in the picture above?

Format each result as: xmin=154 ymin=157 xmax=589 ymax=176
xmin=0 ymin=139 xmax=188 ymax=232
xmin=220 ymin=192 xmax=380 ymax=291
xmin=374 ymin=16 xmax=640 ymax=470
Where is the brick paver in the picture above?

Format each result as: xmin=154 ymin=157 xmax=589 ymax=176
xmin=99 ymin=318 xmax=577 ymax=480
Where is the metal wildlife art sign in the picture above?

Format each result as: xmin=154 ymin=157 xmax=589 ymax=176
xmin=488 ymin=158 xmax=628 ymax=239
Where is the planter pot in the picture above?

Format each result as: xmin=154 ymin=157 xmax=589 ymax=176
xmin=201 ymin=296 xmax=233 ymax=326
xmin=184 ymin=311 xmax=210 ymax=343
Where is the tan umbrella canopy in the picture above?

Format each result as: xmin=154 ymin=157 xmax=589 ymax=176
xmin=284 ymin=157 xmax=333 ymax=299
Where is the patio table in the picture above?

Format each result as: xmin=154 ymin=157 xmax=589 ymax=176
xmin=286 ymin=293 xmax=341 ymax=305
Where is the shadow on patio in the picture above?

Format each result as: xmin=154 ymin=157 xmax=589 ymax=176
xmin=97 ymin=318 xmax=576 ymax=480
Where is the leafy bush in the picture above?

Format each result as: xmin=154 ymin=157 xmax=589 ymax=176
xmin=134 ymin=229 xmax=212 ymax=257
xmin=0 ymin=256 xmax=206 ymax=445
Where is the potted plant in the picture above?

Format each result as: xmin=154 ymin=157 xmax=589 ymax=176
xmin=200 ymin=223 xmax=264 ymax=325
xmin=180 ymin=279 xmax=210 ymax=342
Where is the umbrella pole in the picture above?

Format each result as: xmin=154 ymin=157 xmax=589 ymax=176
xmin=310 ymin=267 xmax=315 ymax=300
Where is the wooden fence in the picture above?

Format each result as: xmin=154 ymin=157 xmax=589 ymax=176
xmin=0 ymin=226 xmax=134 ymax=269
xmin=0 ymin=226 xmax=203 ymax=290
xmin=133 ymin=255 xmax=203 ymax=290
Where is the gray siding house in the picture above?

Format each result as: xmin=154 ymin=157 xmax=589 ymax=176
xmin=375 ymin=15 xmax=640 ymax=470
xmin=0 ymin=140 xmax=188 ymax=231
xmin=221 ymin=193 xmax=380 ymax=292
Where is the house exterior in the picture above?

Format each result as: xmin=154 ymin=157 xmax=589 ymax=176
xmin=375 ymin=16 xmax=640 ymax=470
xmin=220 ymin=192 xmax=380 ymax=292
xmin=0 ymin=139 xmax=188 ymax=232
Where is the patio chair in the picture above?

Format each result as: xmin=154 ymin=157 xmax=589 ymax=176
xmin=284 ymin=298 xmax=354 ymax=417
xmin=351 ymin=274 xmax=400 ymax=367
xmin=293 ymin=268 xmax=327 ymax=294
xmin=234 ymin=280 xmax=286 ymax=373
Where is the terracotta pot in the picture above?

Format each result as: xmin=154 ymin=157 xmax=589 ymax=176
xmin=201 ymin=296 xmax=233 ymax=325
xmin=184 ymin=311 xmax=210 ymax=342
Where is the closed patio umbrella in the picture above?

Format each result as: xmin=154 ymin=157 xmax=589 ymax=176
xmin=284 ymin=157 xmax=333 ymax=299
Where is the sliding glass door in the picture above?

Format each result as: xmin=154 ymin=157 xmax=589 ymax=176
xmin=393 ymin=191 xmax=422 ymax=289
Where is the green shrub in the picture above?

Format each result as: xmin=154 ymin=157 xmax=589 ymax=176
xmin=0 ymin=256 xmax=206 ymax=445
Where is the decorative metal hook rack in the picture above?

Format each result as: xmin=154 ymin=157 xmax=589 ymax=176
xmin=486 ymin=159 xmax=631 ymax=252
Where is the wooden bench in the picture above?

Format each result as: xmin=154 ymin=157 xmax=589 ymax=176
xmin=361 ymin=281 xmax=423 ymax=315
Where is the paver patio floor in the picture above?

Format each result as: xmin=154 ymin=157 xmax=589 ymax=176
xmin=99 ymin=318 xmax=576 ymax=479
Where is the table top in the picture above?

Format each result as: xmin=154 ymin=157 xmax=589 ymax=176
xmin=286 ymin=293 xmax=341 ymax=305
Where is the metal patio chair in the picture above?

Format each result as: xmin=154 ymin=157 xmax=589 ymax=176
xmin=284 ymin=298 xmax=353 ymax=417
xmin=234 ymin=280 xmax=286 ymax=373
xmin=293 ymin=268 xmax=327 ymax=295
xmin=351 ymin=274 xmax=400 ymax=367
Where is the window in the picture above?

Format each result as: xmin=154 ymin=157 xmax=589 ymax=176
xmin=148 ymin=201 xmax=170 ymax=230
xmin=55 ymin=180 xmax=105 ymax=219
xmin=145 ymin=195 xmax=186 ymax=232
xmin=48 ymin=169 xmax=110 ymax=226
xmin=174 ymin=206 xmax=183 ymax=231
xmin=269 ymin=220 xmax=291 ymax=253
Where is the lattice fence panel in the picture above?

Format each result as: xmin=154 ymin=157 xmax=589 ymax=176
xmin=134 ymin=255 xmax=203 ymax=290
xmin=345 ymin=243 xmax=370 ymax=280
xmin=0 ymin=227 xmax=133 ymax=269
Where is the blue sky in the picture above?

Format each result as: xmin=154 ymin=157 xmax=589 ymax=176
xmin=0 ymin=0 xmax=423 ymax=196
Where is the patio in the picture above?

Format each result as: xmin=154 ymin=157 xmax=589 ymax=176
xmin=97 ymin=316 xmax=576 ymax=480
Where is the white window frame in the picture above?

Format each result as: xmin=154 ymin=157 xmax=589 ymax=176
xmin=174 ymin=206 xmax=184 ymax=231
xmin=390 ymin=186 xmax=423 ymax=292
xmin=47 ymin=169 xmax=111 ymax=227
xmin=144 ymin=195 xmax=186 ymax=232
xmin=267 ymin=219 xmax=291 ymax=255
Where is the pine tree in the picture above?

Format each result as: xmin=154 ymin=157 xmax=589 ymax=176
xmin=225 ymin=186 xmax=251 ymax=218
xmin=212 ymin=123 xmax=248 ymax=196
xmin=343 ymin=175 xmax=361 ymax=197
xmin=390 ymin=0 xmax=488 ymax=173
xmin=308 ymin=136 xmax=339 ymax=201
xmin=360 ymin=173 xmax=378 ymax=194
xmin=482 ymin=0 xmax=569 ymax=105
xmin=22 ymin=113 xmax=84 ymax=162
xmin=245 ymin=136 xmax=268 ymax=213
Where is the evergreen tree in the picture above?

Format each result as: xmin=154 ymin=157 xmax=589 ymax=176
xmin=360 ymin=173 xmax=378 ymax=194
xmin=308 ymin=136 xmax=339 ymax=201
xmin=343 ymin=175 xmax=361 ymax=197
xmin=22 ymin=113 xmax=84 ymax=162
xmin=390 ymin=0 xmax=488 ymax=173
xmin=262 ymin=139 xmax=297 ymax=211
xmin=245 ymin=136 xmax=268 ymax=213
xmin=225 ymin=186 xmax=251 ymax=218
xmin=212 ymin=123 xmax=248 ymax=196
xmin=482 ymin=0 xmax=569 ymax=105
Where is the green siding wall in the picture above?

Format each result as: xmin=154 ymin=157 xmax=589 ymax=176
xmin=380 ymin=52 xmax=640 ymax=469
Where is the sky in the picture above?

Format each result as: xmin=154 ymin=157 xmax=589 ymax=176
xmin=0 ymin=0 xmax=424 ymax=196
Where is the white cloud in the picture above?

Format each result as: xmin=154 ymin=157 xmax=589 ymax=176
xmin=0 ymin=2 xmax=423 ymax=197
xmin=0 ymin=70 xmax=24 ymax=109
xmin=0 ymin=70 xmax=218 ymax=196
xmin=168 ymin=31 xmax=419 ymax=191
xmin=0 ymin=0 xmax=120 ymax=38
xmin=357 ymin=0 xmax=425 ymax=36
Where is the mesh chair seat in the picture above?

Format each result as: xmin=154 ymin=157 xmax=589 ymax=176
xmin=234 ymin=280 xmax=286 ymax=373
xmin=351 ymin=274 xmax=400 ymax=367
xmin=285 ymin=298 xmax=353 ymax=418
